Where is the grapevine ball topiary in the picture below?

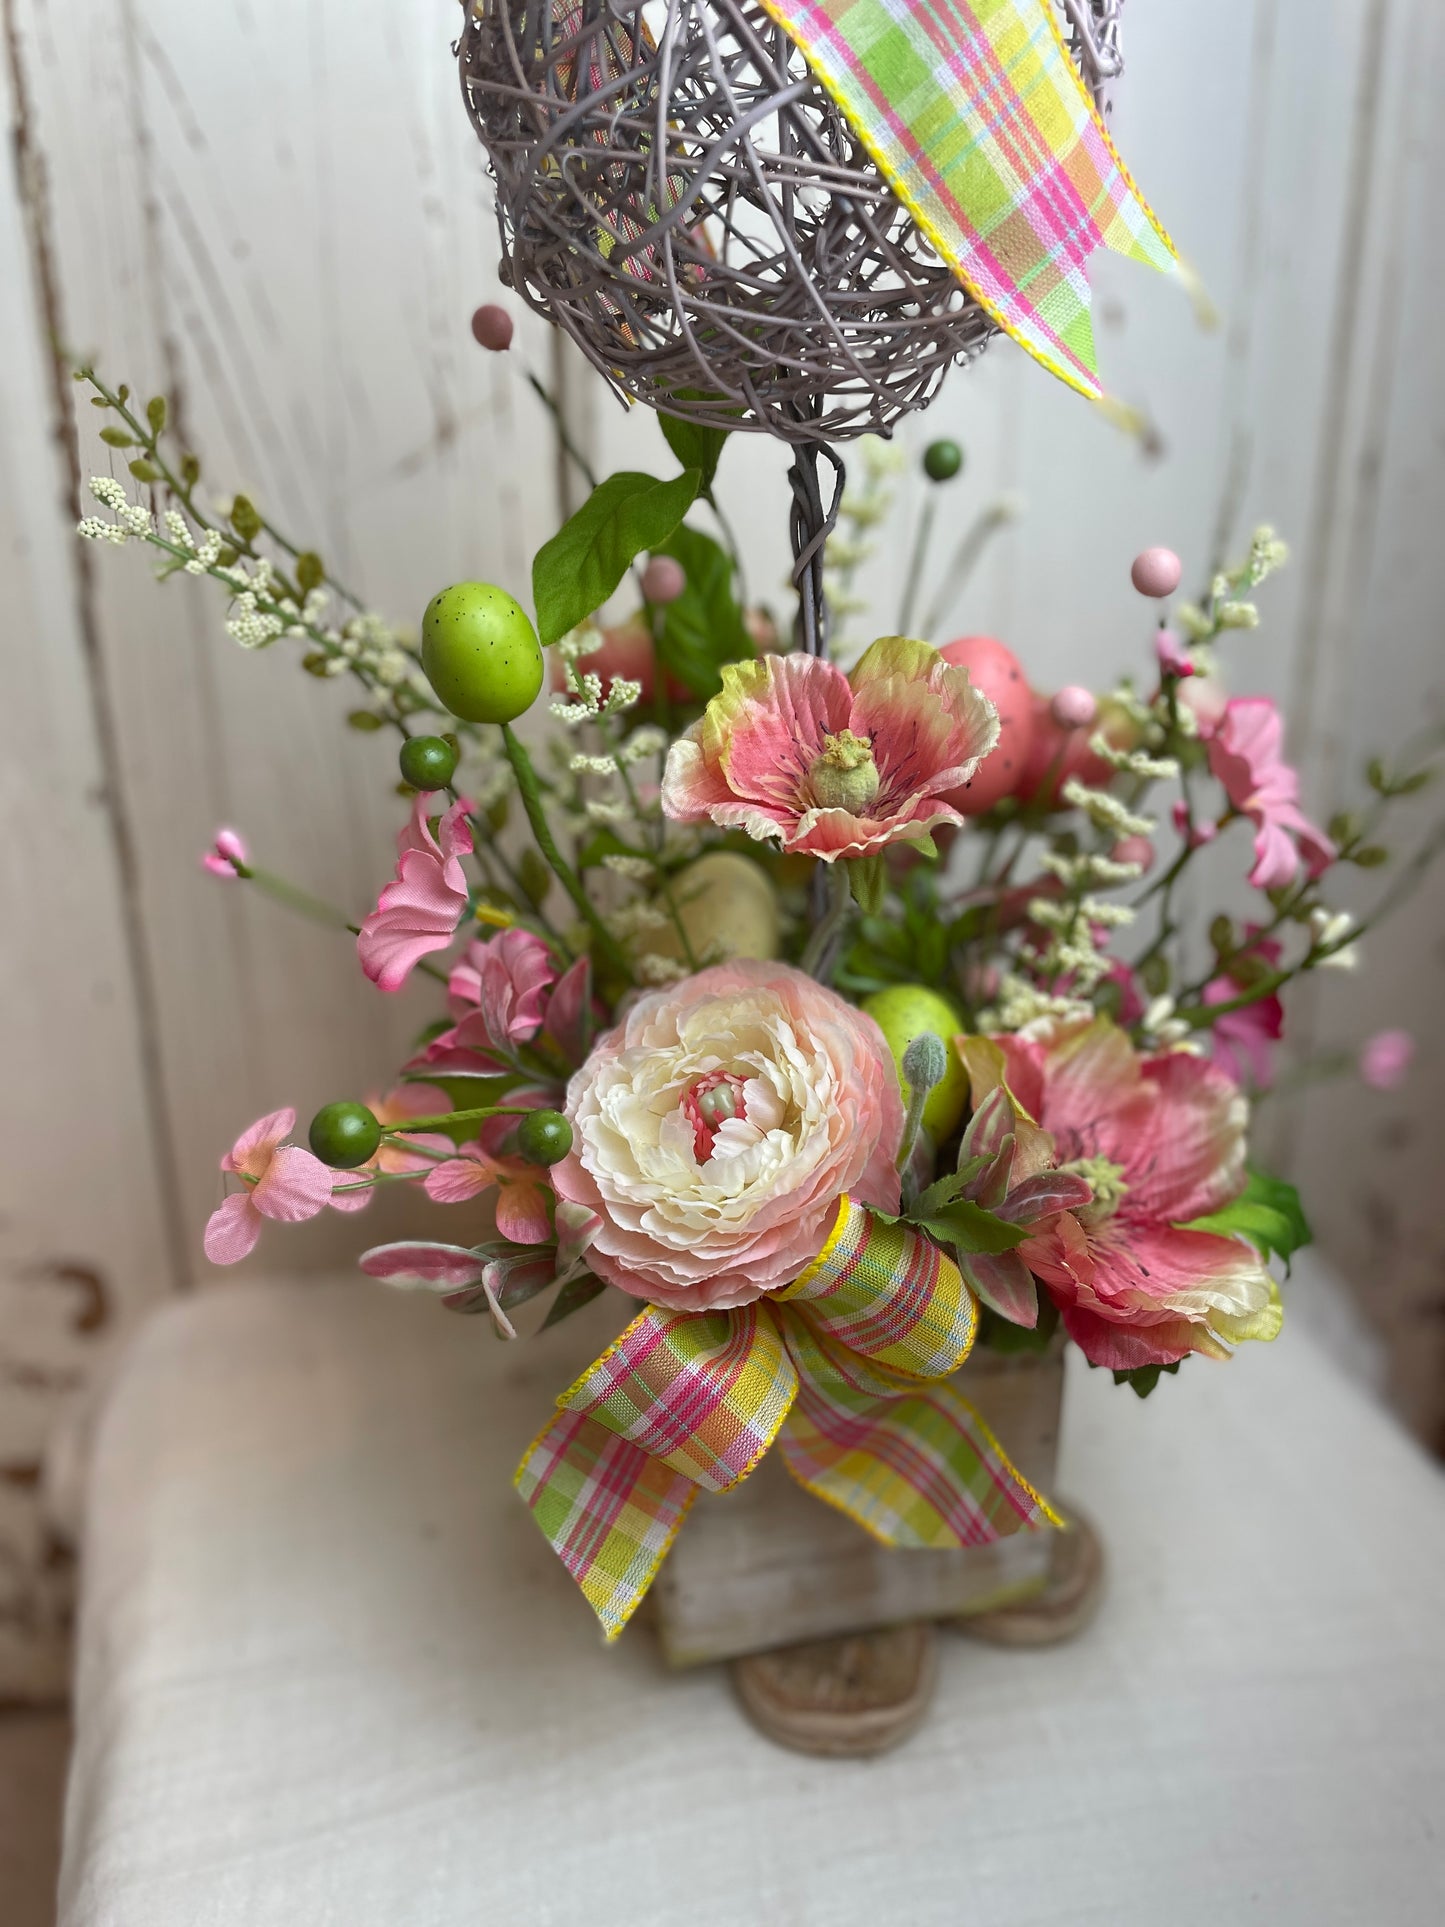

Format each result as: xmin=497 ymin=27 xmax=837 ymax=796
xmin=458 ymin=0 xmax=1124 ymax=443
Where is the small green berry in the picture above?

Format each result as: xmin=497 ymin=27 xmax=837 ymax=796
xmin=923 ymin=439 xmax=964 ymax=483
xmin=421 ymin=582 xmax=543 ymax=725
xmin=516 ymin=1109 xmax=573 ymax=1167
xmin=398 ymin=734 xmax=458 ymax=792
xmin=308 ymin=1101 xmax=382 ymax=1169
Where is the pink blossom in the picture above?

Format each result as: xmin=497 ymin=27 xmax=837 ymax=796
xmin=201 ymin=827 xmax=249 ymax=879
xmin=447 ymin=929 xmax=557 ymax=1041
xmin=423 ymin=1144 xmax=552 ymax=1244
xmin=1359 ymin=1030 xmax=1414 ymax=1090
xmin=357 ymin=796 xmax=474 ymax=992
xmin=203 ymin=1107 xmax=335 ymax=1264
xmin=660 ymin=639 xmax=999 ymax=861
xmin=1203 ymin=937 xmax=1284 ymax=1089
xmin=967 ymin=1020 xmax=1280 ymax=1371
xmin=1154 ymin=630 xmax=1194 ymax=678
xmin=1208 ymin=698 xmax=1335 ymax=892
xmin=553 ymin=960 xmax=903 ymax=1311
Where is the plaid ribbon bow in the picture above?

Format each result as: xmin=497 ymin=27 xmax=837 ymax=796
xmin=517 ymin=1197 xmax=1059 ymax=1638
xmin=755 ymin=0 xmax=1179 ymax=401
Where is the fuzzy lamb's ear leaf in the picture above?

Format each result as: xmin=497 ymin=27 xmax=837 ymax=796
xmin=532 ymin=470 xmax=700 ymax=646
xmin=358 ymin=1241 xmax=487 ymax=1291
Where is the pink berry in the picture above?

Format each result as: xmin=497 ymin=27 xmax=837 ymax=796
xmin=1112 ymin=835 xmax=1156 ymax=874
xmin=1050 ymin=685 xmax=1097 ymax=730
xmin=470 ymin=303 xmax=514 ymax=352
xmin=640 ymin=555 xmax=686 ymax=605
xmin=1131 ymin=546 xmax=1182 ymax=599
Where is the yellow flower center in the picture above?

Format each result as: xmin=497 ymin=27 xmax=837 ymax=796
xmin=808 ymin=730 xmax=880 ymax=813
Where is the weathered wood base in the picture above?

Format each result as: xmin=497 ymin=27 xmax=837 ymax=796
xmin=731 ymin=1622 xmax=937 ymax=1758
xmin=952 ymin=1503 xmax=1105 ymax=1648
xmin=730 ymin=1506 xmax=1105 ymax=1756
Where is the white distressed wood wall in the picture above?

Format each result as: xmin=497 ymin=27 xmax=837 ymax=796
xmin=2 ymin=0 xmax=1442 ymax=1696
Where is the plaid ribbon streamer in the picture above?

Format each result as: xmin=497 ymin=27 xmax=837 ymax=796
xmin=517 ymin=1198 xmax=1060 ymax=1639
xmin=754 ymin=0 xmax=1178 ymax=401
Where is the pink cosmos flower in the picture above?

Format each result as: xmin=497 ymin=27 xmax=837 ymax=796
xmin=660 ymin=638 xmax=999 ymax=861
xmin=203 ymin=1107 xmax=336 ymax=1264
xmin=201 ymin=827 xmax=249 ymax=879
xmin=357 ymin=795 xmax=474 ymax=992
xmin=552 ymin=959 xmax=904 ymax=1311
xmin=1203 ymin=937 xmax=1284 ymax=1090
xmin=1359 ymin=1029 xmax=1414 ymax=1090
xmin=423 ymin=1144 xmax=552 ymax=1244
xmin=1208 ymin=698 xmax=1335 ymax=892
xmin=963 ymin=1020 xmax=1280 ymax=1371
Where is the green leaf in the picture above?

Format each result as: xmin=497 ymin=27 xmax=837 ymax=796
xmin=128 ymin=458 xmax=160 ymax=483
xmin=146 ymin=395 xmax=167 ymax=435
xmin=846 ymin=855 xmax=887 ymax=916
xmin=1185 ymin=1167 xmax=1312 ymax=1269
xmin=542 ymin=1272 xmax=607 ymax=1330
xmin=1111 ymin=1360 xmax=1182 ymax=1399
xmin=911 ymin=1159 xmax=989 ymax=1219
xmin=230 ymin=493 xmax=262 ymax=542
xmin=296 ymin=551 xmax=325 ymax=596
xmin=914 ymin=1199 xmax=1029 ymax=1256
xmin=98 ymin=426 xmax=134 ymax=448
xmin=651 ymin=522 xmax=750 ymax=700
xmin=659 ymin=413 xmax=728 ymax=490
xmin=532 ymin=469 xmax=700 ymax=647
xmin=977 ymin=1296 xmax=1060 ymax=1355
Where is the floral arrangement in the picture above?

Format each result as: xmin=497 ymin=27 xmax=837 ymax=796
xmin=72 ymin=345 xmax=1441 ymax=1640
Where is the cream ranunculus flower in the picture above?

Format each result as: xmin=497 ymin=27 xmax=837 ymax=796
xmin=551 ymin=960 xmax=904 ymax=1310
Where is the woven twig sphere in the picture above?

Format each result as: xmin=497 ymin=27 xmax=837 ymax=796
xmin=459 ymin=0 xmax=1122 ymax=442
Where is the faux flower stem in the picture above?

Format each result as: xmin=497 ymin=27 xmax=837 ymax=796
xmin=799 ymin=863 xmax=855 ymax=981
xmin=384 ymin=1105 xmax=536 ymax=1135
xmin=500 ymin=724 xmax=633 ymax=981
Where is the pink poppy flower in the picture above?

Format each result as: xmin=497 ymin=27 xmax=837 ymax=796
xmin=203 ymin=1107 xmax=336 ymax=1264
xmin=1203 ymin=937 xmax=1284 ymax=1089
xmin=660 ymin=638 xmax=999 ymax=861
xmin=963 ymin=1020 xmax=1280 ymax=1371
xmin=1208 ymin=699 xmax=1335 ymax=892
xmin=357 ymin=795 xmax=474 ymax=992
xmin=201 ymin=827 xmax=248 ymax=879
xmin=423 ymin=1145 xmax=553 ymax=1245
xmin=552 ymin=960 xmax=903 ymax=1311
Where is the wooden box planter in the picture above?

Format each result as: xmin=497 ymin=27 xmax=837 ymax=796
xmin=652 ymin=1340 xmax=1066 ymax=1667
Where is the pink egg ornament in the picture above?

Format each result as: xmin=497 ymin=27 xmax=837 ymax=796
xmin=936 ymin=635 xmax=1036 ymax=813
xmin=1131 ymin=546 xmax=1183 ymax=599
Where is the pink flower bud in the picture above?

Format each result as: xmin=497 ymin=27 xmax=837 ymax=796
xmin=1131 ymin=546 xmax=1183 ymax=599
xmin=1050 ymin=685 xmax=1097 ymax=731
xmin=470 ymin=303 xmax=514 ymax=352
xmin=1155 ymin=629 xmax=1194 ymax=678
xmin=1359 ymin=1030 xmax=1414 ymax=1091
xmin=640 ymin=555 xmax=686 ymax=605
xmin=202 ymin=828 xmax=249 ymax=878
xmin=1172 ymin=800 xmax=1216 ymax=850
xmin=1112 ymin=835 xmax=1156 ymax=874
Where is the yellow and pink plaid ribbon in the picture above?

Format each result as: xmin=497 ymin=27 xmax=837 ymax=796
xmin=517 ymin=1198 xmax=1059 ymax=1638
xmin=757 ymin=0 xmax=1179 ymax=401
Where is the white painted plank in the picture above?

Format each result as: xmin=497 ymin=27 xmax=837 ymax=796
xmin=0 ymin=35 xmax=174 ymax=1697
xmin=10 ymin=0 xmax=564 ymax=1276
